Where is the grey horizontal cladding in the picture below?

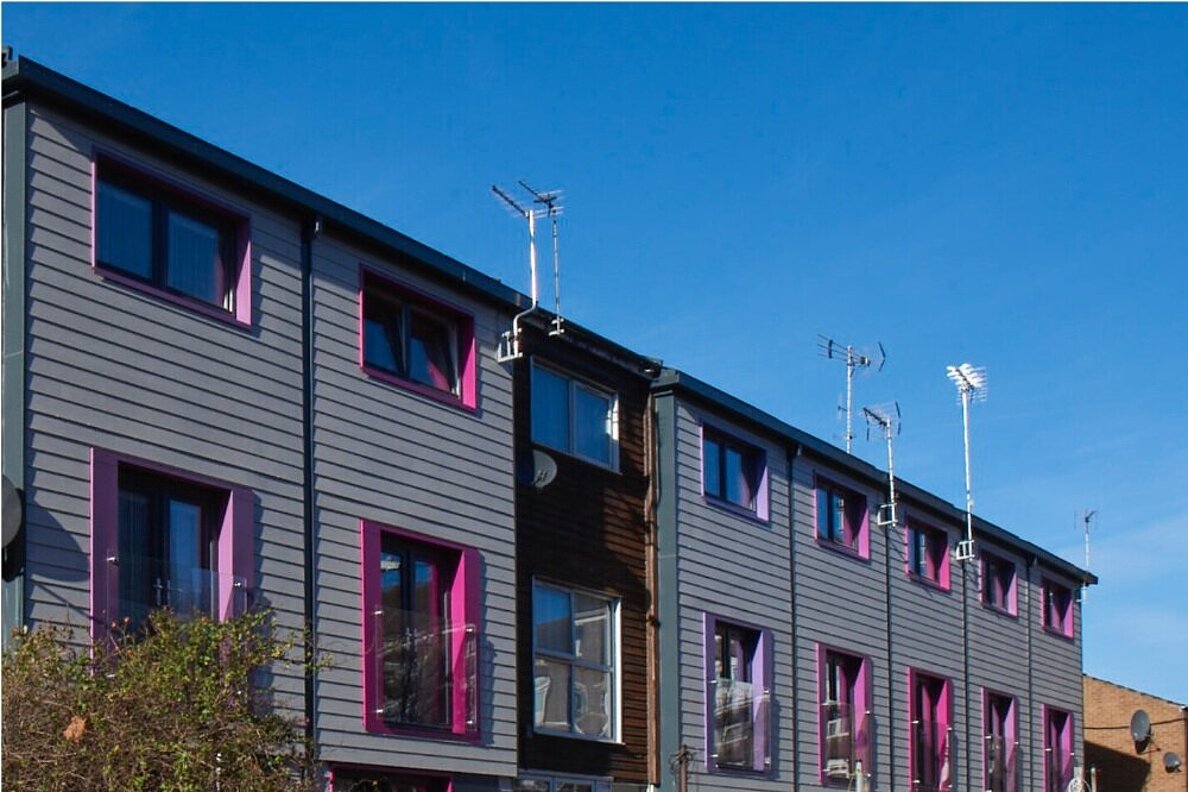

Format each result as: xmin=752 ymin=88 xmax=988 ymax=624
xmin=21 ymin=101 xmax=308 ymax=711
xmin=671 ymin=398 xmax=794 ymax=789
xmin=308 ymin=234 xmax=518 ymax=776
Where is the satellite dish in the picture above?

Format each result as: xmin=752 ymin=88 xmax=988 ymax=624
xmin=531 ymin=450 xmax=558 ymax=491
xmin=1130 ymin=709 xmax=1152 ymax=748
xmin=1166 ymin=752 xmax=1183 ymax=773
xmin=2 ymin=475 xmax=22 ymax=548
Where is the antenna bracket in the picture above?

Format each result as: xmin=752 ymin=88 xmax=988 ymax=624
xmin=953 ymin=538 xmax=977 ymax=563
xmin=875 ymin=502 xmax=898 ymax=529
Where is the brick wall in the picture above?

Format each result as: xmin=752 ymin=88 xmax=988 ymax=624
xmin=1084 ymin=675 xmax=1187 ymax=792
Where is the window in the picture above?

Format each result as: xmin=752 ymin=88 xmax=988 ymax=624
xmin=330 ymin=769 xmax=450 ymax=792
xmin=94 ymin=156 xmax=250 ymax=323
xmin=513 ymin=775 xmax=612 ymax=792
xmin=985 ymin=692 xmax=1018 ymax=792
xmin=89 ymin=449 xmax=252 ymax=637
xmin=1042 ymin=579 xmax=1074 ymax=638
xmin=704 ymin=614 xmax=771 ymax=773
xmin=361 ymin=271 xmax=477 ymax=408
xmin=981 ymin=552 xmax=1017 ymax=614
xmin=820 ymin=648 xmax=870 ymax=784
xmin=533 ymin=581 xmax=617 ymax=740
xmin=816 ymin=477 xmax=868 ymax=556
xmin=909 ymin=670 xmax=952 ymax=792
xmin=531 ymin=362 xmax=618 ymax=468
xmin=361 ymin=521 xmax=479 ymax=737
xmin=702 ymin=429 xmax=766 ymax=517
xmin=1044 ymin=707 xmax=1075 ymax=792
xmin=906 ymin=521 xmax=950 ymax=589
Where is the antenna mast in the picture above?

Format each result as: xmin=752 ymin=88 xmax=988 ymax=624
xmin=818 ymin=336 xmax=886 ymax=453
xmin=946 ymin=363 xmax=987 ymax=563
xmin=863 ymin=402 xmax=901 ymax=530
xmin=492 ymin=181 xmax=566 ymax=362
xmin=1081 ymin=509 xmax=1096 ymax=598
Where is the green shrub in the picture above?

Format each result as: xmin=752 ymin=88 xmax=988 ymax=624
xmin=2 ymin=609 xmax=320 ymax=791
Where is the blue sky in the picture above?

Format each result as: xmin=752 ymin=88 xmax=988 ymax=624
xmin=5 ymin=4 xmax=1186 ymax=703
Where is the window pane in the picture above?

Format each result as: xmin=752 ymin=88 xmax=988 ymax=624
xmin=98 ymin=181 xmax=153 ymax=279
xmin=408 ymin=310 xmax=457 ymax=393
xmin=532 ymin=367 xmax=570 ymax=451
xmin=364 ymin=292 xmax=405 ymax=375
xmin=167 ymin=211 xmax=226 ymax=306
xmin=723 ymin=446 xmax=745 ymax=505
xmin=573 ymin=666 xmax=612 ymax=738
xmin=534 ymin=585 xmax=572 ymax=654
xmin=573 ymin=386 xmax=612 ymax=464
xmin=704 ymin=437 xmax=722 ymax=499
xmin=117 ymin=488 xmax=154 ymax=626
xmin=833 ymin=492 xmax=848 ymax=544
xmin=166 ymin=498 xmax=207 ymax=615
xmin=534 ymin=657 xmax=571 ymax=729
xmin=573 ymin=594 xmax=609 ymax=666
xmin=715 ymin=677 xmax=754 ymax=767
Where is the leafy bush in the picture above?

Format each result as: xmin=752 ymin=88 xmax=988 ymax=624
xmin=2 ymin=609 xmax=320 ymax=791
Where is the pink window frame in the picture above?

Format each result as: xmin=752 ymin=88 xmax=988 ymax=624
xmin=907 ymin=667 xmax=953 ymax=792
xmin=816 ymin=643 xmax=872 ymax=786
xmin=357 ymin=266 xmax=478 ymax=411
xmin=697 ymin=423 xmax=770 ymax=522
xmin=980 ymin=551 xmax=1019 ymax=616
xmin=89 ymin=447 xmax=253 ymax=640
xmin=1040 ymin=578 xmax=1075 ymax=639
xmin=359 ymin=519 xmax=481 ymax=740
xmin=904 ymin=518 xmax=951 ymax=591
xmin=90 ymin=150 xmax=253 ymax=327
xmin=1042 ymin=705 xmax=1075 ymax=792
xmin=326 ymin=764 xmax=453 ymax=792
xmin=982 ymin=689 xmax=1019 ymax=792
xmin=812 ymin=473 xmax=871 ymax=560
xmin=702 ymin=612 xmax=772 ymax=774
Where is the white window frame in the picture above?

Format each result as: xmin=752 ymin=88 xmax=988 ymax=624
xmin=530 ymin=360 xmax=620 ymax=471
xmin=531 ymin=579 xmax=621 ymax=743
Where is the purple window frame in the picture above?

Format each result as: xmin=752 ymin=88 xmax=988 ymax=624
xmin=1041 ymin=578 xmax=1075 ymax=639
xmin=90 ymin=152 xmax=252 ymax=327
xmin=327 ymin=764 xmax=453 ymax=792
xmin=1042 ymin=706 xmax=1075 ymax=792
xmin=813 ymin=474 xmax=870 ymax=559
xmin=817 ymin=644 xmax=872 ymax=786
xmin=983 ymin=689 xmax=1019 ymax=792
xmin=359 ymin=519 xmax=481 ymax=740
xmin=905 ymin=519 xmax=951 ymax=590
xmin=89 ymin=448 xmax=253 ymax=640
xmin=980 ymin=551 xmax=1018 ymax=616
xmin=703 ymin=612 xmax=772 ymax=774
xmin=699 ymin=425 xmax=770 ymax=522
xmin=907 ymin=668 xmax=953 ymax=792
xmin=358 ymin=266 xmax=479 ymax=411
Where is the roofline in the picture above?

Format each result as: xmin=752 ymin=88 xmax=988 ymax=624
xmin=2 ymin=55 xmax=529 ymax=311
xmin=653 ymin=367 xmax=1098 ymax=586
xmin=1 ymin=54 xmax=662 ymax=372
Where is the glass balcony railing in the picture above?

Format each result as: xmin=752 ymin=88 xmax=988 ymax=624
xmin=821 ymin=702 xmax=872 ymax=783
xmin=709 ymin=677 xmax=771 ymax=771
xmin=985 ymin=734 xmax=1019 ymax=792
xmin=102 ymin=551 xmax=248 ymax=631
xmin=373 ymin=610 xmax=477 ymax=735
xmin=911 ymin=720 xmax=954 ymax=792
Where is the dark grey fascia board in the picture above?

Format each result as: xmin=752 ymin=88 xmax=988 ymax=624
xmin=2 ymin=56 xmax=529 ymax=311
xmin=652 ymin=367 xmax=1098 ymax=586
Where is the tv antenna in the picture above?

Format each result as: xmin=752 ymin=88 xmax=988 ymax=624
xmin=492 ymin=181 xmax=565 ymax=362
xmin=863 ymin=402 xmax=901 ymax=530
xmin=1080 ymin=509 xmax=1096 ymax=598
xmin=818 ymin=336 xmax=886 ymax=454
xmin=946 ymin=363 xmax=987 ymax=563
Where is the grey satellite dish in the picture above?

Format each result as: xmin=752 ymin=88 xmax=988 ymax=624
xmin=531 ymin=450 xmax=558 ymax=490
xmin=1130 ymin=709 xmax=1152 ymax=748
xmin=1166 ymin=752 xmax=1183 ymax=773
xmin=2 ymin=475 xmax=22 ymax=548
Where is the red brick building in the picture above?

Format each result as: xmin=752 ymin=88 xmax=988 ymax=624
xmin=1084 ymin=675 xmax=1187 ymax=792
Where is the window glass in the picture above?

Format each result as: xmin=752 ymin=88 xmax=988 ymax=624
xmin=364 ymin=293 xmax=405 ymax=375
xmin=98 ymin=181 xmax=154 ymax=279
xmin=702 ymin=431 xmax=762 ymax=512
xmin=723 ymin=446 xmax=746 ymax=506
xmin=986 ymin=694 xmax=1017 ymax=792
xmin=573 ymin=386 xmax=612 ymax=464
xmin=166 ymin=211 xmax=225 ymax=305
xmin=407 ymin=310 xmax=457 ymax=392
xmin=912 ymin=673 xmax=951 ymax=792
xmin=532 ymin=582 xmax=616 ymax=738
xmin=532 ymin=366 xmax=571 ymax=452
xmin=712 ymin=621 xmax=759 ymax=769
xmin=378 ymin=535 xmax=449 ymax=728
xmin=822 ymin=650 xmax=866 ymax=781
xmin=1045 ymin=710 xmax=1073 ymax=792
xmin=703 ymin=437 xmax=722 ymax=499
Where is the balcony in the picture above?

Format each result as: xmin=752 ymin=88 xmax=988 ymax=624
xmin=709 ymin=677 xmax=771 ymax=771
xmin=911 ymin=719 xmax=954 ymax=792
xmin=821 ymin=702 xmax=871 ymax=784
xmin=103 ymin=551 xmax=249 ymax=629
